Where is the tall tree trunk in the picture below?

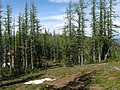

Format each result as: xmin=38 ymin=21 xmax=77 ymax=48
xmin=81 ymin=53 xmax=84 ymax=65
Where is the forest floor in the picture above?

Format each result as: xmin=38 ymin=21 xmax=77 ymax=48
xmin=1 ymin=61 xmax=120 ymax=90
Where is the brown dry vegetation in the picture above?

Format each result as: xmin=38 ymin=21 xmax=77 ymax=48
xmin=1 ymin=61 xmax=120 ymax=90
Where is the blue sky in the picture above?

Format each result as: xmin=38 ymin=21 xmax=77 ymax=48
xmin=1 ymin=0 xmax=69 ymax=34
xmin=1 ymin=0 xmax=120 ymax=36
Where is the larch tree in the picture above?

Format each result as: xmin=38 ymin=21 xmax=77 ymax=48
xmin=43 ymin=28 xmax=47 ymax=60
xmin=35 ymin=19 xmax=42 ymax=68
xmin=97 ymin=0 xmax=104 ymax=62
xmin=15 ymin=13 xmax=23 ymax=74
xmin=5 ymin=4 xmax=12 ymax=75
xmin=105 ymin=0 xmax=119 ymax=60
xmin=12 ymin=18 xmax=16 ymax=69
xmin=65 ymin=0 xmax=75 ymax=65
xmin=97 ymin=0 xmax=118 ymax=61
xmin=0 ymin=0 xmax=3 ymax=77
xmin=21 ymin=14 xmax=26 ymax=69
xmin=74 ymin=0 xmax=87 ymax=65
xmin=24 ymin=2 xmax=29 ymax=70
xmin=91 ymin=0 xmax=98 ymax=62
xmin=30 ymin=2 xmax=37 ymax=69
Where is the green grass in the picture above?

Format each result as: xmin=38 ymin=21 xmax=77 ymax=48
xmin=1 ymin=61 xmax=120 ymax=90
xmin=91 ymin=62 xmax=120 ymax=90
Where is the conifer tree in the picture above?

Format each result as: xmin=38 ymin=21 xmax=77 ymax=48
xmin=30 ymin=2 xmax=37 ymax=69
xmin=91 ymin=0 xmax=98 ymax=62
xmin=15 ymin=13 xmax=23 ymax=74
xmin=4 ymin=4 xmax=12 ymax=75
xmin=0 ymin=0 xmax=3 ymax=77
xmin=65 ymin=0 xmax=74 ymax=65
xmin=24 ymin=2 xmax=29 ymax=70
xmin=75 ymin=0 xmax=87 ymax=65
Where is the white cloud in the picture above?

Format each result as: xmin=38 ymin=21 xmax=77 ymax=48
xmin=49 ymin=0 xmax=70 ymax=3
xmin=85 ymin=27 xmax=92 ymax=37
xmin=41 ymin=21 xmax=65 ymax=34
xmin=41 ymin=14 xmax=66 ymax=21
xmin=114 ymin=21 xmax=120 ymax=26
xmin=49 ymin=0 xmax=78 ymax=3
xmin=53 ymin=21 xmax=92 ymax=36
xmin=113 ymin=21 xmax=120 ymax=34
xmin=54 ymin=23 xmax=65 ymax=28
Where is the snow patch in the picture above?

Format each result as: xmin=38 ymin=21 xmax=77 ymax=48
xmin=23 ymin=78 xmax=56 ymax=84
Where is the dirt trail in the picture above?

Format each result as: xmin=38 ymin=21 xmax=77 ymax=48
xmin=46 ymin=71 xmax=95 ymax=90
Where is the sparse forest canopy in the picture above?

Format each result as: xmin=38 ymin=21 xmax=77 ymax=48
xmin=0 ymin=0 xmax=120 ymax=81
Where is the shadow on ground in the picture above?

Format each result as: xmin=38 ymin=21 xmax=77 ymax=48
xmin=47 ymin=71 xmax=95 ymax=90
xmin=0 ymin=74 xmax=45 ymax=88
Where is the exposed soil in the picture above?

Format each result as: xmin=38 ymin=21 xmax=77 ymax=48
xmin=90 ymin=84 xmax=102 ymax=90
xmin=46 ymin=71 xmax=95 ymax=90
xmin=16 ymin=86 xmax=26 ymax=90
xmin=46 ymin=72 xmax=81 ymax=88
xmin=107 ymin=76 xmax=117 ymax=81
